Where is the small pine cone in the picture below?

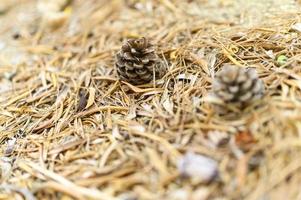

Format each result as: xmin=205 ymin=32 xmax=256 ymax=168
xmin=213 ymin=65 xmax=265 ymax=106
xmin=115 ymin=37 xmax=164 ymax=85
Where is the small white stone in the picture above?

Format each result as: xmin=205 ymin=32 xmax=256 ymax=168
xmin=177 ymin=152 xmax=218 ymax=183
xmin=291 ymin=23 xmax=301 ymax=32
xmin=167 ymin=189 xmax=189 ymax=200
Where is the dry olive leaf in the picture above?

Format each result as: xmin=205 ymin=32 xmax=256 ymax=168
xmin=77 ymin=89 xmax=88 ymax=111
xmin=85 ymin=87 xmax=96 ymax=109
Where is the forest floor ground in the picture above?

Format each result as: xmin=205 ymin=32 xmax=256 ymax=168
xmin=0 ymin=0 xmax=301 ymax=200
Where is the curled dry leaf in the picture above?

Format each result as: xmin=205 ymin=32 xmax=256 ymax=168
xmin=85 ymin=87 xmax=96 ymax=109
xmin=77 ymin=89 xmax=88 ymax=111
xmin=126 ymin=105 xmax=137 ymax=120
xmin=128 ymin=122 xmax=146 ymax=133
xmin=265 ymin=50 xmax=275 ymax=59
xmin=162 ymin=97 xmax=174 ymax=115
xmin=0 ymin=157 xmax=12 ymax=181
xmin=112 ymin=125 xmax=124 ymax=140
xmin=5 ymin=137 xmax=16 ymax=156
xmin=0 ymin=183 xmax=36 ymax=200
xmin=207 ymin=131 xmax=229 ymax=149
xmin=55 ymin=86 xmax=69 ymax=107
xmin=177 ymin=152 xmax=218 ymax=183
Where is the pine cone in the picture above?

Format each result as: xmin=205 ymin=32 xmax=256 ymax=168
xmin=213 ymin=65 xmax=265 ymax=106
xmin=115 ymin=37 xmax=163 ymax=85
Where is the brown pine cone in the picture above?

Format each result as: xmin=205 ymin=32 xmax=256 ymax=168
xmin=115 ymin=37 xmax=164 ymax=85
xmin=213 ymin=65 xmax=265 ymax=106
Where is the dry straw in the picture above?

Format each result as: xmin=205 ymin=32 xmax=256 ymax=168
xmin=0 ymin=0 xmax=301 ymax=199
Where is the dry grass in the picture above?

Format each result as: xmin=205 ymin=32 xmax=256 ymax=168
xmin=1 ymin=0 xmax=301 ymax=199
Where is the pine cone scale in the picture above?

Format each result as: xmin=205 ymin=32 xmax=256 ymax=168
xmin=125 ymin=62 xmax=135 ymax=70
xmin=123 ymin=52 xmax=135 ymax=60
xmin=240 ymin=92 xmax=252 ymax=101
xmin=229 ymin=86 xmax=239 ymax=93
xmin=253 ymin=81 xmax=264 ymax=93
xmin=126 ymin=70 xmax=138 ymax=78
xmin=218 ymin=91 xmax=234 ymax=101
xmin=136 ymin=69 xmax=147 ymax=75
xmin=133 ymin=63 xmax=144 ymax=68
xmin=241 ymin=79 xmax=253 ymax=90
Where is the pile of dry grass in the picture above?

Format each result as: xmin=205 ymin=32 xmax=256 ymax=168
xmin=1 ymin=0 xmax=301 ymax=199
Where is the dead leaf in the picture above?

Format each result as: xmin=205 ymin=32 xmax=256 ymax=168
xmin=112 ymin=125 xmax=124 ymax=140
xmin=77 ymin=89 xmax=88 ymax=111
xmin=162 ymin=97 xmax=174 ymax=115
xmin=236 ymin=155 xmax=247 ymax=188
xmin=85 ymin=87 xmax=96 ymax=109
xmin=55 ymin=86 xmax=69 ymax=107
xmin=0 ymin=157 xmax=12 ymax=181
xmin=5 ymin=138 xmax=16 ymax=156
xmin=235 ymin=131 xmax=257 ymax=152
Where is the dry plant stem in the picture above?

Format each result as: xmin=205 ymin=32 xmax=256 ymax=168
xmin=18 ymin=161 xmax=117 ymax=200
xmin=0 ymin=0 xmax=301 ymax=199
